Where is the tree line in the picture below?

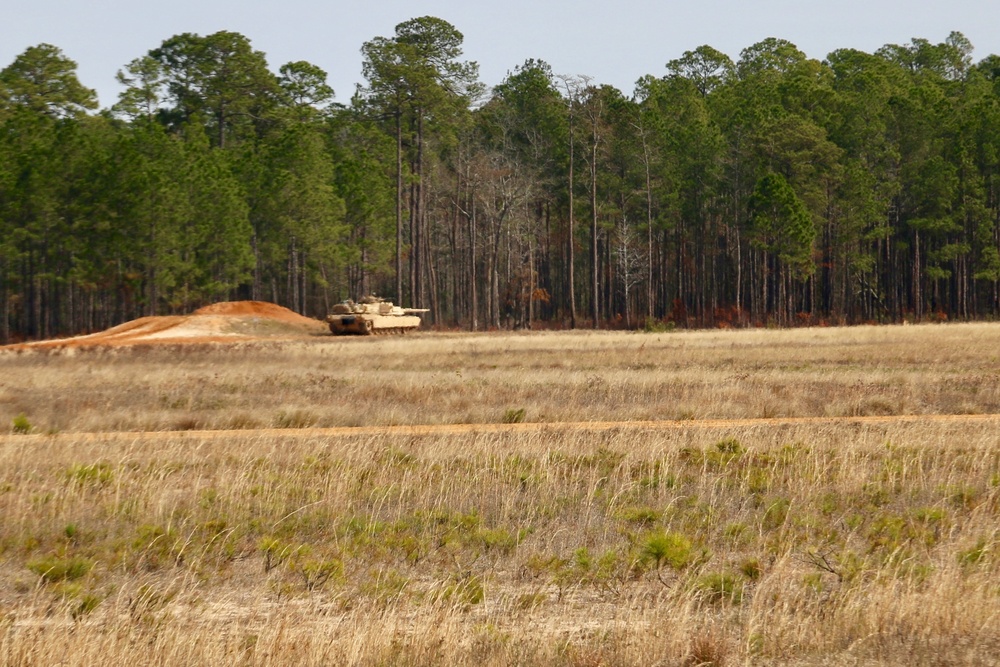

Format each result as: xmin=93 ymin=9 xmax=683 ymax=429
xmin=3 ymin=19 xmax=1000 ymax=342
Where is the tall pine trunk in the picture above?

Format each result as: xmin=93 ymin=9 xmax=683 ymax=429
xmin=395 ymin=110 xmax=403 ymax=304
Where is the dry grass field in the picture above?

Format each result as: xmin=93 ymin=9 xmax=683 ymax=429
xmin=2 ymin=322 xmax=1000 ymax=665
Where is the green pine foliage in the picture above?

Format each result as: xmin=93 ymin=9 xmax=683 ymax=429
xmin=3 ymin=27 xmax=1000 ymax=340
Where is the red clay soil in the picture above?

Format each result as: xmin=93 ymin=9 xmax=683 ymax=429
xmin=2 ymin=301 xmax=329 ymax=351
xmin=193 ymin=301 xmax=318 ymax=324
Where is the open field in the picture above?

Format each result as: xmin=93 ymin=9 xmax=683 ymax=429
xmin=3 ymin=321 xmax=1000 ymax=433
xmin=2 ymin=322 xmax=1000 ymax=665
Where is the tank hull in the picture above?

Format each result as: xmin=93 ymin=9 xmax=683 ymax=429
xmin=326 ymin=297 xmax=428 ymax=335
xmin=326 ymin=313 xmax=423 ymax=335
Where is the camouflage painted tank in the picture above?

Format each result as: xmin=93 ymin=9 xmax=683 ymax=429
xmin=326 ymin=296 xmax=429 ymax=335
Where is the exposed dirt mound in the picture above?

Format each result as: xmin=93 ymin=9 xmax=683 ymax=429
xmin=193 ymin=301 xmax=316 ymax=324
xmin=4 ymin=301 xmax=328 ymax=351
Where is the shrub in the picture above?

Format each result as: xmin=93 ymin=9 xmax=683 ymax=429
xmin=259 ymin=537 xmax=298 ymax=573
xmin=294 ymin=557 xmax=343 ymax=591
xmin=642 ymin=318 xmax=675 ymax=333
xmin=476 ymin=527 xmax=518 ymax=554
xmin=639 ymin=531 xmax=696 ymax=571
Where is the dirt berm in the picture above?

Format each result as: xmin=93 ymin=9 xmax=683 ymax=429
xmin=4 ymin=301 xmax=328 ymax=350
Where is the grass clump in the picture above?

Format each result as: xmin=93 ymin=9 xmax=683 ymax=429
xmin=437 ymin=574 xmax=485 ymax=605
xmin=66 ymin=462 xmax=114 ymax=488
xmin=958 ymin=538 xmax=991 ymax=567
xmin=695 ymin=571 xmax=745 ymax=604
xmin=617 ymin=506 xmax=662 ymax=526
xmin=11 ymin=413 xmax=31 ymax=434
xmin=739 ymin=557 xmax=763 ymax=581
xmin=501 ymin=408 xmax=526 ymax=424
xmin=27 ymin=556 xmax=94 ymax=583
xmin=273 ymin=409 xmax=319 ymax=429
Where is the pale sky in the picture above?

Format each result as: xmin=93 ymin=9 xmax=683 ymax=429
xmin=3 ymin=0 xmax=999 ymax=109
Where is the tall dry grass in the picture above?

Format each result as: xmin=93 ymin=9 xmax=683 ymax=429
xmin=1 ymin=322 xmax=1000 ymax=433
xmin=1 ymin=323 xmax=999 ymax=665
xmin=1 ymin=421 xmax=999 ymax=665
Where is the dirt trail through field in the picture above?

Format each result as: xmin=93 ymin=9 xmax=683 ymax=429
xmin=4 ymin=301 xmax=328 ymax=350
xmin=5 ymin=413 xmax=998 ymax=444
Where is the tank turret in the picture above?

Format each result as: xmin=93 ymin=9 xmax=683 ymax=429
xmin=326 ymin=296 xmax=429 ymax=335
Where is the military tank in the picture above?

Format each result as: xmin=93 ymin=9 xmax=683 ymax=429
xmin=326 ymin=296 xmax=429 ymax=335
